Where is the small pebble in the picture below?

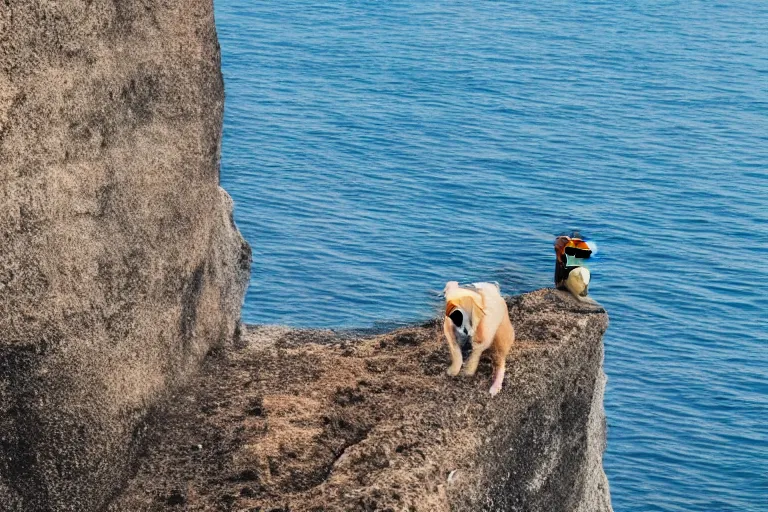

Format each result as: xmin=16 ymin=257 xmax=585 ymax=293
xmin=166 ymin=489 xmax=186 ymax=505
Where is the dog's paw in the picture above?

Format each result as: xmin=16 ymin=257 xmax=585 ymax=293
xmin=446 ymin=365 xmax=461 ymax=377
xmin=489 ymin=382 xmax=503 ymax=396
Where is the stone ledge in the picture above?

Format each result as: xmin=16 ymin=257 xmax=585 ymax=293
xmin=109 ymin=289 xmax=612 ymax=512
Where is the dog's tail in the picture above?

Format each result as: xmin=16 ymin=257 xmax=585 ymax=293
xmin=443 ymin=281 xmax=460 ymax=296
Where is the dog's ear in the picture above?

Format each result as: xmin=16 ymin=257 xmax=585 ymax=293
xmin=470 ymin=296 xmax=485 ymax=324
xmin=445 ymin=299 xmax=457 ymax=317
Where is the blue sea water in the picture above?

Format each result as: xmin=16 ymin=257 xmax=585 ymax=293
xmin=214 ymin=2 xmax=767 ymax=510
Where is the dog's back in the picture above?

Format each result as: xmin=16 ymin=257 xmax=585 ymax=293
xmin=471 ymin=282 xmax=507 ymax=331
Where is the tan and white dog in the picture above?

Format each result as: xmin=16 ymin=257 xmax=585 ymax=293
xmin=443 ymin=281 xmax=515 ymax=396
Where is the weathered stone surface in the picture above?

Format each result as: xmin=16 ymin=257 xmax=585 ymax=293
xmin=109 ymin=289 xmax=612 ymax=512
xmin=0 ymin=1 xmax=250 ymax=510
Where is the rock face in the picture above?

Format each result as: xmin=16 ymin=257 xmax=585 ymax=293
xmin=109 ymin=289 xmax=612 ymax=512
xmin=0 ymin=1 xmax=250 ymax=511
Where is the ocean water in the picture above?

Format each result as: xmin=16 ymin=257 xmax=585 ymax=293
xmin=214 ymin=2 xmax=767 ymax=510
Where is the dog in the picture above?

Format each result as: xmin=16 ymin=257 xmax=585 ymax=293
xmin=443 ymin=281 xmax=515 ymax=396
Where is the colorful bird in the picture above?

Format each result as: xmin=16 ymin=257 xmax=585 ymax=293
xmin=554 ymin=233 xmax=593 ymax=298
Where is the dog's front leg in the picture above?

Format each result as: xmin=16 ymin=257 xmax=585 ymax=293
xmin=463 ymin=346 xmax=485 ymax=376
xmin=464 ymin=324 xmax=491 ymax=377
xmin=443 ymin=317 xmax=463 ymax=376
xmin=464 ymin=343 xmax=488 ymax=377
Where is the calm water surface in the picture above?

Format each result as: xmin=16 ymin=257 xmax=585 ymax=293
xmin=215 ymin=2 xmax=768 ymax=510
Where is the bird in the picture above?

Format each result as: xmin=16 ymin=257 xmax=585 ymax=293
xmin=554 ymin=233 xmax=593 ymax=299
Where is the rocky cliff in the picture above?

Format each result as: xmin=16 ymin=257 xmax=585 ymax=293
xmin=1 ymin=2 xmax=613 ymax=510
xmin=110 ymin=289 xmax=612 ymax=512
xmin=0 ymin=1 xmax=250 ymax=510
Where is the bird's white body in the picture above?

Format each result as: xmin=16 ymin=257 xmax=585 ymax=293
xmin=565 ymin=266 xmax=590 ymax=298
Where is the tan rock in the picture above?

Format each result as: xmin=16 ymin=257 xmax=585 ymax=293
xmin=0 ymin=1 xmax=250 ymax=510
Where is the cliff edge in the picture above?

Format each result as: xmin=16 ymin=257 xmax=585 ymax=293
xmin=110 ymin=289 xmax=612 ymax=512
xmin=0 ymin=1 xmax=250 ymax=510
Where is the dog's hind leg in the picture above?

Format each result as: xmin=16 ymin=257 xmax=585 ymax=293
xmin=489 ymin=353 xmax=506 ymax=396
xmin=489 ymin=315 xmax=514 ymax=396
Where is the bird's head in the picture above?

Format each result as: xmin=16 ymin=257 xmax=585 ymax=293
xmin=555 ymin=235 xmax=593 ymax=262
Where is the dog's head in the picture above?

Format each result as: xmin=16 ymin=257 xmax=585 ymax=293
xmin=446 ymin=296 xmax=483 ymax=360
xmin=445 ymin=292 xmax=485 ymax=336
